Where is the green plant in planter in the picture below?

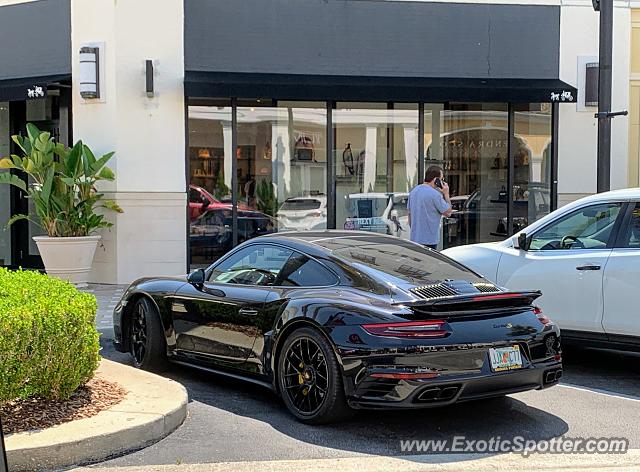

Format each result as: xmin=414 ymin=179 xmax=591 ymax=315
xmin=0 ymin=123 xmax=122 ymax=236
xmin=256 ymin=179 xmax=278 ymax=217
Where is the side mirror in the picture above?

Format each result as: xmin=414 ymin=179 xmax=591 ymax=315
xmin=188 ymin=268 xmax=205 ymax=285
xmin=517 ymin=233 xmax=531 ymax=251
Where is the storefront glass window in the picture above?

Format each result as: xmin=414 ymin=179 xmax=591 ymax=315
xmin=426 ymin=103 xmax=509 ymax=248
xmin=334 ymin=103 xmax=418 ymax=239
xmin=188 ymin=103 xmax=233 ymax=268
xmin=187 ymin=99 xmax=554 ymax=269
xmin=237 ymin=101 xmax=327 ymax=236
xmin=514 ymin=103 xmax=553 ymax=230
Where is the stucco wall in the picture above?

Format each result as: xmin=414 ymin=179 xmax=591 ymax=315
xmin=71 ymin=0 xmax=186 ymax=284
xmin=558 ymin=3 xmax=631 ymax=205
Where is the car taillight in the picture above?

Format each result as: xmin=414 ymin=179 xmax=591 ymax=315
xmin=309 ymin=210 xmax=323 ymax=217
xmin=534 ymin=306 xmax=551 ymax=326
xmin=362 ymin=320 xmax=449 ymax=338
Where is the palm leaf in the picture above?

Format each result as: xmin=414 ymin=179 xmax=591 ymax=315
xmin=5 ymin=213 xmax=32 ymax=229
xmin=0 ymin=172 xmax=27 ymax=192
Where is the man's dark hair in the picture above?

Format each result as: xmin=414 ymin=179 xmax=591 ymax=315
xmin=424 ymin=165 xmax=443 ymax=183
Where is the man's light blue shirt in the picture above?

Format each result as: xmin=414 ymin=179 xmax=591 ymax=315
xmin=407 ymin=184 xmax=450 ymax=245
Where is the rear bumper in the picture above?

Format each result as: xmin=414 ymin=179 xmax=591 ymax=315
xmin=347 ymin=359 xmax=562 ymax=409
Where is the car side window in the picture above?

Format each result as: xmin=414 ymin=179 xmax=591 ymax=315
xmin=189 ymin=188 xmax=204 ymax=204
xmin=277 ymin=252 xmax=338 ymax=287
xmin=529 ymin=203 xmax=622 ymax=251
xmin=617 ymin=203 xmax=640 ymax=249
xmin=209 ymin=245 xmax=293 ymax=286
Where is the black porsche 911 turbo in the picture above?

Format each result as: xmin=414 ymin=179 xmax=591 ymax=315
xmin=113 ymin=231 xmax=562 ymax=424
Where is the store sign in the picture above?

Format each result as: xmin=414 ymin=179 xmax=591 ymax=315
xmin=26 ymin=84 xmax=46 ymax=99
xmin=550 ymin=90 xmax=575 ymax=102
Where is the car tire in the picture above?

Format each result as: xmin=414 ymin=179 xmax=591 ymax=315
xmin=129 ymin=297 xmax=168 ymax=372
xmin=277 ymin=326 xmax=353 ymax=424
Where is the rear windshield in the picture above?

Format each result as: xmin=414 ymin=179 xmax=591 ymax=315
xmin=281 ymin=199 xmax=321 ymax=211
xmin=347 ymin=197 xmax=388 ymax=218
xmin=322 ymin=236 xmax=483 ymax=285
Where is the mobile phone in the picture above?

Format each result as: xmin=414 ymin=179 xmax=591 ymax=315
xmin=435 ymin=177 xmax=444 ymax=189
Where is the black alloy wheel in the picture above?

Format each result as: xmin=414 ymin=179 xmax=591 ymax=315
xmin=278 ymin=327 xmax=352 ymax=424
xmin=129 ymin=297 xmax=168 ymax=372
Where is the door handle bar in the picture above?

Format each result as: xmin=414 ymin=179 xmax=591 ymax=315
xmin=576 ymin=265 xmax=601 ymax=271
xmin=239 ymin=308 xmax=259 ymax=316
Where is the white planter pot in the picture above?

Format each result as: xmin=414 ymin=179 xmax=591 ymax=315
xmin=32 ymin=235 xmax=101 ymax=287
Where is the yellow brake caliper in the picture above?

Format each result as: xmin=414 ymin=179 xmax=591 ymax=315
xmin=298 ymin=362 xmax=309 ymax=395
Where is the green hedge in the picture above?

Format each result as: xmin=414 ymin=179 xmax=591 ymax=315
xmin=0 ymin=268 xmax=100 ymax=403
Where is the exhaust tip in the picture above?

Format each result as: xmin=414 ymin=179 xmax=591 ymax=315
xmin=417 ymin=387 xmax=441 ymax=401
xmin=439 ymin=386 xmax=459 ymax=400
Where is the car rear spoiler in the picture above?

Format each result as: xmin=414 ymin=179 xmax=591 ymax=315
xmin=396 ymin=290 xmax=542 ymax=314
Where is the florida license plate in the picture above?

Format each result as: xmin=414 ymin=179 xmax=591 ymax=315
xmin=489 ymin=345 xmax=523 ymax=372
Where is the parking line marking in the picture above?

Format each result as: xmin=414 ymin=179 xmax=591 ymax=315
xmin=559 ymin=383 xmax=640 ymax=402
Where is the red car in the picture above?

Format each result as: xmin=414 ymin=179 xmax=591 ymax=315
xmin=189 ymin=184 xmax=251 ymax=221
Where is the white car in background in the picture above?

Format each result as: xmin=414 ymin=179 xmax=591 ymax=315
xmin=277 ymin=196 xmax=327 ymax=231
xmin=343 ymin=193 xmax=409 ymax=239
xmin=443 ymin=188 xmax=640 ymax=352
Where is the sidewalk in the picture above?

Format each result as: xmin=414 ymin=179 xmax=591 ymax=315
xmin=83 ymin=284 xmax=127 ymax=339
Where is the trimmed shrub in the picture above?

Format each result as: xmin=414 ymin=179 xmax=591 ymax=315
xmin=0 ymin=268 xmax=100 ymax=403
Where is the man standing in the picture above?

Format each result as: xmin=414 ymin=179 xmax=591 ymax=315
xmin=407 ymin=165 xmax=453 ymax=250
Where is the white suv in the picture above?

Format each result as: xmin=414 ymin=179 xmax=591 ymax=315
xmin=443 ymin=188 xmax=640 ymax=352
xmin=277 ymin=196 xmax=327 ymax=231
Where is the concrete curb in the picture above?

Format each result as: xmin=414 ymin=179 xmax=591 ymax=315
xmin=5 ymin=359 xmax=188 ymax=472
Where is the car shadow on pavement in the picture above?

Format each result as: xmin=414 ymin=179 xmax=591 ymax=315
xmin=560 ymin=345 xmax=640 ymax=398
xmin=99 ymin=339 xmax=569 ymax=465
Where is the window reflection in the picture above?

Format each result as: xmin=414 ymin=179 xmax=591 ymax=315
xmin=188 ymin=103 xmax=234 ymax=267
xmin=237 ymin=102 xmax=327 ymax=233
xmin=514 ymin=103 xmax=553 ymax=232
xmin=335 ymin=103 xmax=418 ymax=240
xmin=187 ymin=100 xmax=554 ymax=269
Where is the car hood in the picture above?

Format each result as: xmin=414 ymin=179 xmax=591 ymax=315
xmin=441 ymin=243 xmax=505 ymax=282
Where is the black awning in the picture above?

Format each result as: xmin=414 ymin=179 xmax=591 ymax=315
xmin=185 ymin=72 xmax=577 ymax=104
xmin=0 ymin=74 xmax=71 ymax=102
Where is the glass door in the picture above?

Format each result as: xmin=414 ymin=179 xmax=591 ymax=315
xmin=3 ymin=92 xmax=69 ymax=269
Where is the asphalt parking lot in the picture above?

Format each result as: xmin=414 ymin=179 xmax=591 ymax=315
xmin=92 ymin=335 xmax=640 ymax=468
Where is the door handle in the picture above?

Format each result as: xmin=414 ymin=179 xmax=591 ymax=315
xmin=239 ymin=308 xmax=259 ymax=316
xmin=576 ymin=265 xmax=601 ymax=271
xmin=202 ymin=286 xmax=226 ymax=297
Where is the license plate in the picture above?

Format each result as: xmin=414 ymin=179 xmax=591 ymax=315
xmin=356 ymin=218 xmax=373 ymax=226
xmin=489 ymin=345 xmax=523 ymax=372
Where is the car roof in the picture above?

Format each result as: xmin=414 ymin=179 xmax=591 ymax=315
xmin=253 ymin=230 xmax=399 ymax=255
xmin=576 ymin=187 xmax=640 ymax=202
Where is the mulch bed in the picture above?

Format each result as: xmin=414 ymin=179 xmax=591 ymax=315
xmin=0 ymin=377 xmax=128 ymax=434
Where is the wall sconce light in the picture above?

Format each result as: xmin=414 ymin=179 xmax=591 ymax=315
xmin=585 ymin=62 xmax=599 ymax=107
xmin=146 ymin=60 xmax=154 ymax=98
xmin=79 ymin=46 xmax=100 ymax=99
